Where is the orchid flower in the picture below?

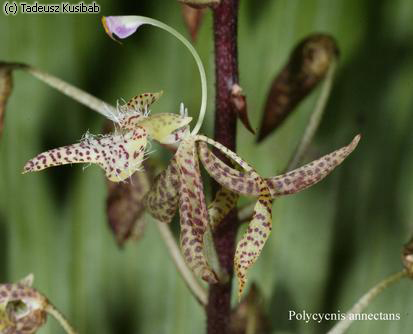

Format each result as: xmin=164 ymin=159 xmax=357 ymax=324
xmin=0 ymin=275 xmax=76 ymax=334
xmin=23 ymin=15 xmax=361 ymax=298
xmin=144 ymin=132 xmax=360 ymax=296
xmin=23 ymin=91 xmax=192 ymax=182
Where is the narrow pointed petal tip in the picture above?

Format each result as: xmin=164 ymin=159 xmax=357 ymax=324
xmin=343 ymin=133 xmax=361 ymax=152
xmin=353 ymin=133 xmax=361 ymax=146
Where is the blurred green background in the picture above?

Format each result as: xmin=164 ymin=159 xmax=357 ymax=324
xmin=1 ymin=0 xmax=413 ymax=333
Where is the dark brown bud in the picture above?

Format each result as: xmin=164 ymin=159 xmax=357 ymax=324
xmin=106 ymin=170 xmax=151 ymax=247
xmin=257 ymin=34 xmax=338 ymax=142
xmin=231 ymin=84 xmax=255 ymax=134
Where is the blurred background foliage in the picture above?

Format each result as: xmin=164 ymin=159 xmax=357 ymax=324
xmin=1 ymin=0 xmax=413 ymax=333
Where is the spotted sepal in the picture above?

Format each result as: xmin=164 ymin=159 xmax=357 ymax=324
xmin=198 ymin=135 xmax=361 ymax=198
xmin=23 ymin=128 xmax=148 ymax=182
xmin=197 ymin=141 xmax=259 ymax=196
xmin=267 ymin=134 xmax=361 ymax=197
xmin=196 ymin=135 xmax=255 ymax=172
xmin=176 ymin=137 xmax=218 ymax=283
xmin=234 ymin=179 xmax=273 ymax=299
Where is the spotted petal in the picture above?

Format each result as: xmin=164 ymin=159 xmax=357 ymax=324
xmin=234 ymin=182 xmax=273 ymax=298
xmin=195 ymin=136 xmax=273 ymax=296
xmin=119 ymin=91 xmax=163 ymax=129
xmin=23 ymin=128 xmax=148 ymax=182
xmin=126 ymin=91 xmax=162 ymax=111
xmin=144 ymin=157 xmax=180 ymax=224
xmin=177 ymin=137 xmax=217 ymax=283
xmin=208 ymin=187 xmax=239 ymax=230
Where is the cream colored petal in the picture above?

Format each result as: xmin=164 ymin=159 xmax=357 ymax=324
xmin=139 ymin=113 xmax=192 ymax=144
xmin=23 ymin=127 xmax=148 ymax=182
xmin=177 ymin=137 xmax=217 ymax=283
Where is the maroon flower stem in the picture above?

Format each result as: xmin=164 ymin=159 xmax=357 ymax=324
xmin=207 ymin=1 xmax=240 ymax=333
